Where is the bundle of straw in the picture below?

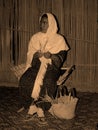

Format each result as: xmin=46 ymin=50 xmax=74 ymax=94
xmin=10 ymin=63 xmax=26 ymax=79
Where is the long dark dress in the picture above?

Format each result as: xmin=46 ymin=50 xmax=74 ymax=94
xmin=18 ymin=50 xmax=67 ymax=109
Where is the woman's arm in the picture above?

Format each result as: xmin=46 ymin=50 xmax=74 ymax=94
xmin=51 ymin=50 xmax=67 ymax=68
xmin=44 ymin=50 xmax=67 ymax=69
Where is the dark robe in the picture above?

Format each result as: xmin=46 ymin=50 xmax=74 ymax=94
xmin=18 ymin=50 xmax=67 ymax=109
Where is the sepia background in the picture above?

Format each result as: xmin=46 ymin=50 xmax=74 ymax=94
xmin=0 ymin=0 xmax=98 ymax=130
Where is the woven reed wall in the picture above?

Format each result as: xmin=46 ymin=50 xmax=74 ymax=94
xmin=62 ymin=0 xmax=98 ymax=92
xmin=0 ymin=0 xmax=98 ymax=92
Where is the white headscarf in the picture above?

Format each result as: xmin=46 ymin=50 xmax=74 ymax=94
xmin=39 ymin=13 xmax=58 ymax=35
xmin=45 ymin=13 xmax=58 ymax=36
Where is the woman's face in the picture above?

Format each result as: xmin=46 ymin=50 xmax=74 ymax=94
xmin=40 ymin=16 xmax=49 ymax=33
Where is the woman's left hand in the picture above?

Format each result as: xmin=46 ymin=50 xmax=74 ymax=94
xmin=44 ymin=51 xmax=52 ymax=59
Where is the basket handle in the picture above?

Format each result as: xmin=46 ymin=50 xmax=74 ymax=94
xmin=55 ymin=86 xmax=77 ymax=100
xmin=55 ymin=85 xmax=69 ymax=99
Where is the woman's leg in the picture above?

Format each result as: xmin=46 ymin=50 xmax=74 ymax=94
xmin=37 ymin=66 xmax=60 ymax=111
xmin=42 ymin=66 xmax=60 ymax=98
xmin=18 ymin=67 xmax=39 ymax=110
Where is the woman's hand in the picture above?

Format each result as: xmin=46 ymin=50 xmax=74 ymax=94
xmin=44 ymin=51 xmax=52 ymax=59
xmin=33 ymin=50 xmax=43 ymax=58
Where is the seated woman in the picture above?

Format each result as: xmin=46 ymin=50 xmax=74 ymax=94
xmin=17 ymin=13 xmax=69 ymax=118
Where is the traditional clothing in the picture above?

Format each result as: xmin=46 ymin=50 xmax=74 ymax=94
xmin=18 ymin=13 xmax=69 ymax=110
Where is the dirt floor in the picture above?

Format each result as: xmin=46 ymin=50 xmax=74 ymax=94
xmin=0 ymin=87 xmax=98 ymax=130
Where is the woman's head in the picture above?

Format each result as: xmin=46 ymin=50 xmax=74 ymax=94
xmin=40 ymin=14 xmax=49 ymax=33
xmin=40 ymin=13 xmax=58 ymax=35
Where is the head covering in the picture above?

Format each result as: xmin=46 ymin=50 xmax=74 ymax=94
xmin=46 ymin=13 xmax=58 ymax=35
xmin=40 ymin=13 xmax=58 ymax=37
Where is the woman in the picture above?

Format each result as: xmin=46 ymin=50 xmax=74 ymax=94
xmin=17 ymin=13 xmax=69 ymax=116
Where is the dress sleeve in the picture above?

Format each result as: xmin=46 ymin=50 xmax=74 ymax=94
xmin=51 ymin=50 xmax=67 ymax=68
xmin=25 ymin=36 xmax=38 ymax=70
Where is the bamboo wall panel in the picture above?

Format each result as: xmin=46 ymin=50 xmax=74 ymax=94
xmin=0 ymin=0 xmax=98 ymax=92
xmin=64 ymin=0 xmax=98 ymax=92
